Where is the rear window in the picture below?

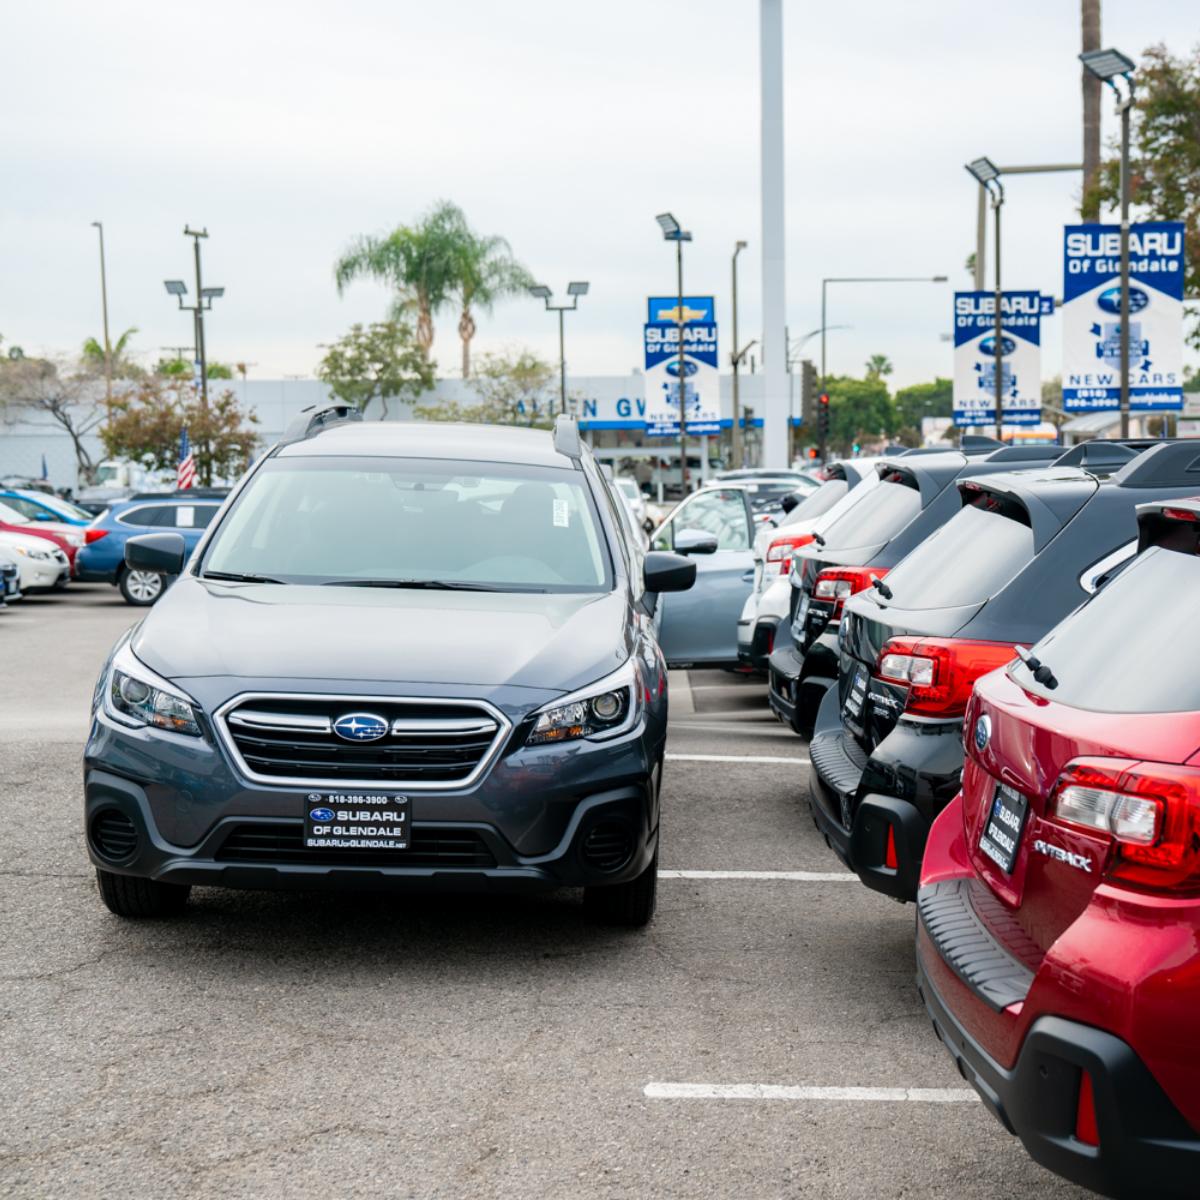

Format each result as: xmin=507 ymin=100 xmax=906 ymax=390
xmin=816 ymin=475 xmax=922 ymax=551
xmin=1011 ymin=547 xmax=1200 ymax=712
xmin=877 ymin=500 xmax=1035 ymax=609
xmin=780 ymin=479 xmax=848 ymax=527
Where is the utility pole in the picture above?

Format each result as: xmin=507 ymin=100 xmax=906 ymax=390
xmin=675 ymin=235 xmax=688 ymax=491
xmin=90 ymin=221 xmax=113 ymax=408
xmin=185 ymin=226 xmax=210 ymax=414
xmin=731 ymin=240 xmax=748 ymax=469
xmin=993 ymin=191 xmax=1004 ymax=440
xmin=1081 ymin=0 xmax=1103 ymax=219
xmin=1118 ymin=88 xmax=1133 ymax=437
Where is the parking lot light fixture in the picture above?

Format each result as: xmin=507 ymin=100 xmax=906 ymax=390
xmin=657 ymin=214 xmax=693 ymax=492
xmin=163 ymin=280 xmax=187 ymax=297
xmin=530 ymin=283 xmax=589 ymax=418
xmin=1080 ymin=46 xmax=1137 ymax=438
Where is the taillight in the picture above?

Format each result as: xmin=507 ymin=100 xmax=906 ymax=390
xmin=1050 ymin=759 xmax=1200 ymax=894
xmin=765 ymin=533 xmax=814 ymax=574
xmin=811 ymin=566 xmax=887 ymax=619
xmin=876 ymin=637 xmax=1017 ymax=718
xmin=85 ymin=529 xmax=109 ymax=544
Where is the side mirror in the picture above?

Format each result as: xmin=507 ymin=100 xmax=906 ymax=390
xmin=780 ymin=493 xmax=801 ymax=514
xmin=675 ymin=528 xmax=720 ymax=556
xmin=125 ymin=532 xmax=186 ymax=577
xmin=644 ymin=551 xmax=696 ymax=594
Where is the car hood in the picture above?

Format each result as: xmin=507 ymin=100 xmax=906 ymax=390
xmin=131 ymin=576 xmax=632 ymax=695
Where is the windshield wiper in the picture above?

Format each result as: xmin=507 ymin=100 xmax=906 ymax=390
xmin=811 ymin=531 xmax=826 ymax=547
xmin=202 ymin=570 xmax=286 ymax=585
xmin=1015 ymin=646 xmax=1058 ymax=689
xmin=871 ymin=576 xmax=893 ymax=601
xmin=320 ymin=578 xmax=545 ymax=593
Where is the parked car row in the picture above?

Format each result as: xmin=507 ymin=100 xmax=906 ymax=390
xmin=726 ymin=437 xmax=1200 ymax=1197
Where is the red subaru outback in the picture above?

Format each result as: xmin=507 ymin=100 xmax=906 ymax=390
xmin=916 ymin=496 xmax=1200 ymax=1198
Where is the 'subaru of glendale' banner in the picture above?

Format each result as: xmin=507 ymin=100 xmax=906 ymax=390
xmin=1062 ymin=221 xmax=1186 ymax=413
xmin=952 ymin=291 xmax=1051 ymax=427
xmin=642 ymin=295 xmax=721 ymax=436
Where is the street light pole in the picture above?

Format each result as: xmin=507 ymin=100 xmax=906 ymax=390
xmin=90 ymin=221 xmax=113 ymax=409
xmin=731 ymin=240 xmax=747 ymax=469
xmin=185 ymin=226 xmax=210 ymax=414
xmin=992 ymin=186 xmax=1005 ymax=441
xmin=1079 ymin=48 xmax=1138 ymax=438
xmin=528 ymin=282 xmax=589 ymax=420
xmin=675 ymin=234 xmax=688 ymax=490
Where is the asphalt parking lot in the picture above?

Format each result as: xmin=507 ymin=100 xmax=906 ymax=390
xmin=1 ymin=587 xmax=1089 ymax=1199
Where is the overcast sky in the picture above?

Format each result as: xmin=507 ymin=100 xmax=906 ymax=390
xmin=3 ymin=0 xmax=1196 ymax=389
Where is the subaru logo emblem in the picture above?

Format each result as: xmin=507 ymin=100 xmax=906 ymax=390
xmin=974 ymin=714 xmax=992 ymax=753
xmin=332 ymin=712 xmax=389 ymax=742
xmin=309 ymin=807 xmax=334 ymax=822
xmin=1097 ymin=285 xmax=1149 ymax=315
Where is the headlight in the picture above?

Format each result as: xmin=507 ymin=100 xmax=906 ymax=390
xmin=102 ymin=639 xmax=203 ymax=737
xmin=14 ymin=545 xmax=51 ymax=560
xmin=529 ymin=659 xmax=642 ymax=746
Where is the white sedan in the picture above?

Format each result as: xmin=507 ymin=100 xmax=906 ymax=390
xmin=0 ymin=530 xmax=71 ymax=592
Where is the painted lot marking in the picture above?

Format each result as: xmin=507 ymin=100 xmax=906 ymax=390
xmin=660 ymin=869 xmax=856 ymax=882
xmin=666 ymin=753 xmax=808 ymax=765
xmin=644 ymin=1083 xmax=979 ymax=1103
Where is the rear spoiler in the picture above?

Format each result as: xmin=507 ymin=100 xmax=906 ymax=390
xmin=955 ymin=471 xmax=1095 ymax=553
xmin=1136 ymin=497 xmax=1200 ymax=554
xmin=1113 ymin=440 xmax=1200 ymax=490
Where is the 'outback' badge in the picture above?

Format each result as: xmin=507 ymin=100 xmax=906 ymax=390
xmin=974 ymin=714 xmax=991 ymax=752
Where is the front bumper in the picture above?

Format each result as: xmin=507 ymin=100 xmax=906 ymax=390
xmin=84 ymin=704 xmax=664 ymax=895
xmin=917 ymin=952 xmax=1200 ymax=1199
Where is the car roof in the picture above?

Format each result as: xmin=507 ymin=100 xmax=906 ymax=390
xmin=109 ymin=494 xmax=222 ymax=514
xmin=275 ymin=421 xmax=573 ymax=468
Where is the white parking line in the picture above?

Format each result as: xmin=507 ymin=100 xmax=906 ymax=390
xmin=660 ymin=869 xmax=856 ymax=881
xmin=644 ymin=1083 xmax=979 ymax=1103
xmin=665 ymin=753 xmax=808 ymax=765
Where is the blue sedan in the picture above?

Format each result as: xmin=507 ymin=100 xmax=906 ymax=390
xmin=76 ymin=493 xmax=226 ymax=605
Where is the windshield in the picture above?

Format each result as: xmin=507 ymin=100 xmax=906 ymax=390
xmin=877 ymin=500 xmax=1035 ymax=609
xmin=615 ymin=479 xmax=641 ymax=501
xmin=36 ymin=495 xmax=92 ymax=521
xmin=814 ymin=476 xmax=923 ymax=551
xmin=202 ymin=456 xmax=613 ymax=592
xmin=0 ymin=501 xmax=33 ymax=526
xmin=95 ymin=464 xmax=121 ymax=484
xmin=1010 ymin=547 xmax=1200 ymax=712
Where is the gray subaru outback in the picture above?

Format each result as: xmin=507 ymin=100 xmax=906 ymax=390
xmin=84 ymin=408 xmax=697 ymax=926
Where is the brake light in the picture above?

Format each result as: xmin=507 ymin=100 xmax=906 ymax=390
xmin=1161 ymin=506 xmax=1199 ymax=523
xmin=765 ymin=532 xmax=815 ymax=573
xmin=811 ymin=567 xmax=887 ymax=619
xmin=84 ymin=529 xmax=109 ymax=544
xmin=876 ymin=637 xmax=1018 ymax=718
xmin=1050 ymin=759 xmax=1200 ymax=894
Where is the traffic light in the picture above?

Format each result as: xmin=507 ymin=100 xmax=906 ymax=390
xmin=817 ymin=392 xmax=830 ymax=441
xmin=799 ymin=359 xmax=817 ymax=426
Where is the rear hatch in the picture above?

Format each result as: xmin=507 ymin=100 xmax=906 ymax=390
xmin=838 ymin=468 xmax=1098 ymax=753
xmin=961 ymin=508 xmax=1200 ymax=964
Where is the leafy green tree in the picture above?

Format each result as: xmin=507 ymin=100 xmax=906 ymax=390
xmin=154 ymin=357 xmax=234 ymax=379
xmin=82 ymin=327 xmax=140 ymax=377
xmin=892 ymin=377 xmax=952 ymax=444
xmin=414 ymin=348 xmax=555 ymax=427
xmin=1086 ymin=43 xmax=1200 ymax=347
xmin=334 ymin=201 xmax=464 ymax=359
xmin=823 ymin=375 xmax=895 ymax=455
xmin=102 ymin=377 xmax=258 ymax=486
xmin=864 ymin=353 xmax=893 ymax=381
xmin=316 ymin=321 xmax=435 ymax=417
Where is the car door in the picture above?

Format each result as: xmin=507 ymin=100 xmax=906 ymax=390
xmin=652 ymin=488 xmax=756 ymax=666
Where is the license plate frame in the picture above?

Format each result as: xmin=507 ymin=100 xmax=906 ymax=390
xmin=303 ymin=792 xmax=411 ymax=851
xmin=792 ymin=592 xmax=810 ymax=639
xmin=979 ymin=782 xmax=1028 ymax=875
xmin=842 ymin=664 xmax=869 ymax=726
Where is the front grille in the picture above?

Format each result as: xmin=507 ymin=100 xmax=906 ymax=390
xmin=219 ymin=696 xmax=509 ymax=788
xmin=581 ymin=822 xmax=635 ymax=872
xmin=216 ymin=822 xmax=497 ymax=868
xmin=90 ymin=808 xmax=138 ymax=862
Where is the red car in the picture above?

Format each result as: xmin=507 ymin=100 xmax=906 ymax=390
xmin=0 ymin=499 xmax=81 ymax=570
xmin=917 ymin=496 xmax=1200 ymax=1198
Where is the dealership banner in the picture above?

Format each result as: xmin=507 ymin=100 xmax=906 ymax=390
xmin=643 ymin=295 xmax=720 ymax=436
xmin=952 ymin=291 xmax=1051 ymax=426
xmin=1062 ymin=222 xmax=1185 ymax=412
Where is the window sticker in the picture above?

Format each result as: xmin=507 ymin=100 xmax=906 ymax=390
xmin=553 ymin=498 xmax=570 ymax=528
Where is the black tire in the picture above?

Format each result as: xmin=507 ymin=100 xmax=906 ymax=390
xmin=96 ymin=868 xmax=190 ymax=918
xmin=119 ymin=566 xmax=165 ymax=606
xmin=583 ymin=848 xmax=658 ymax=928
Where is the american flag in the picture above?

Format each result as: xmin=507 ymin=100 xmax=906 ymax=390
xmin=177 ymin=428 xmax=196 ymax=490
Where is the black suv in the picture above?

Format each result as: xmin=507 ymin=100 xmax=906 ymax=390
xmin=812 ymin=439 xmax=1200 ymax=897
xmin=84 ymin=408 xmax=697 ymax=926
xmin=767 ymin=440 xmax=1065 ymax=736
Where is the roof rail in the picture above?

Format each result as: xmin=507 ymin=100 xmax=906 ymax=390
xmin=129 ymin=488 xmax=230 ymax=501
xmin=986 ymin=445 xmax=1062 ymax=463
xmin=1113 ymin=440 xmax=1200 ymax=489
xmin=960 ymin=435 xmax=1005 ymax=454
xmin=553 ymin=414 xmax=583 ymax=460
xmin=1052 ymin=440 xmax=1142 ymax=470
xmin=282 ymin=401 xmax=363 ymax=444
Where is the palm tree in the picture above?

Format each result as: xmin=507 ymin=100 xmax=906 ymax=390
xmin=865 ymin=353 xmax=893 ymax=381
xmin=82 ymin=326 xmax=138 ymax=375
xmin=448 ymin=226 xmax=533 ymax=378
xmin=334 ymin=202 xmax=461 ymax=361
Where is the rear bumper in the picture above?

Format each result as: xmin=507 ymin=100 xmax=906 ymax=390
xmin=767 ymin=624 xmax=837 ymax=734
xmin=738 ymin=615 xmax=779 ymax=670
xmin=917 ymin=952 xmax=1200 ymax=1199
xmin=806 ymin=683 xmax=862 ymax=864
